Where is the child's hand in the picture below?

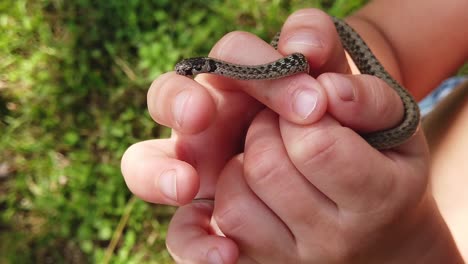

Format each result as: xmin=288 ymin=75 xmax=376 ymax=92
xmin=164 ymin=9 xmax=462 ymax=263
xmin=208 ymin=106 xmax=434 ymax=263
xmin=119 ymin=9 xmax=333 ymax=205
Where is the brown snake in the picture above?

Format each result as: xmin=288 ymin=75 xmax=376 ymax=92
xmin=175 ymin=16 xmax=420 ymax=149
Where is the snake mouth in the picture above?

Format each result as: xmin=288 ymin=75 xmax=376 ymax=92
xmin=174 ymin=61 xmax=193 ymax=76
xmin=174 ymin=57 xmax=216 ymax=77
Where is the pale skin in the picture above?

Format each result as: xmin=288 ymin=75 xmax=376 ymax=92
xmin=121 ymin=0 xmax=468 ymax=263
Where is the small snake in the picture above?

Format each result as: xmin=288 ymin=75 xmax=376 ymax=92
xmin=175 ymin=16 xmax=420 ymax=149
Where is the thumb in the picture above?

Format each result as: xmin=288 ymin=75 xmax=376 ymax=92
xmin=317 ymin=72 xmax=422 ymax=151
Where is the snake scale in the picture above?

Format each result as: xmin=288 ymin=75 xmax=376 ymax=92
xmin=175 ymin=16 xmax=420 ymax=149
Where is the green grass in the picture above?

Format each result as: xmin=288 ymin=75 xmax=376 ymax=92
xmin=0 ymin=1 xmax=369 ymax=263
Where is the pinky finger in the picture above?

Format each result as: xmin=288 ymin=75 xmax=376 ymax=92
xmin=167 ymin=202 xmax=239 ymax=264
xmin=121 ymin=139 xmax=199 ymax=205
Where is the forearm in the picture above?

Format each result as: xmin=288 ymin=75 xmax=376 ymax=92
xmin=346 ymin=0 xmax=468 ymax=100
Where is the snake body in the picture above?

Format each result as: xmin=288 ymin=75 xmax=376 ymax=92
xmin=175 ymin=17 xmax=420 ymax=149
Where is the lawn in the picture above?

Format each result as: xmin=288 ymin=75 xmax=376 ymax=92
xmin=0 ymin=1 xmax=368 ymax=263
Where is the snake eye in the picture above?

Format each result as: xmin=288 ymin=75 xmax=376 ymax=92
xmin=194 ymin=65 xmax=203 ymax=72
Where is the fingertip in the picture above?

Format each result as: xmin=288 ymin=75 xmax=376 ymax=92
xmin=173 ymin=83 xmax=217 ymax=134
xmin=147 ymin=72 xmax=216 ymax=134
xmin=168 ymin=235 xmax=239 ymax=264
xmin=120 ymin=140 xmax=200 ymax=206
xmin=317 ymin=73 xmax=404 ymax=133
xmin=206 ymin=239 xmax=240 ymax=264
xmin=167 ymin=204 xmax=240 ymax=264
xmin=209 ymin=30 xmax=276 ymax=63
xmin=158 ymin=161 xmax=200 ymax=205
xmin=279 ymin=8 xmax=350 ymax=74
xmin=280 ymin=9 xmax=329 ymax=65
xmin=287 ymin=75 xmax=328 ymax=124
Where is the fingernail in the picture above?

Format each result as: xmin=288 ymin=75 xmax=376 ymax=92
xmin=293 ymin=88 xmax=318 ymax=119
xmin=286 ymin=32 xmax=323 ymax=50
xmin=158 ymin=169 xmax=178 ymax=201
xmin=172 ymin=90 xmax=192 ymax=127
xmin=332 ymin=75 xmax=355 ymax=101
xmin=207 ymin=248 xmax=224 ymax=264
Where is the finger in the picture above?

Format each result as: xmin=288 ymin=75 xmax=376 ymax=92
xmin=317 ymin=72 xmax=404 ymax=133
xmin=203 ymin=31 xmax=327 ymax=124
xmin=147 ymin=72 xmax=216 ymax=134
xmin=121 ymin=139 xmax=199 ymax=205
xmin=167 ymin=202 xmax=239 ymax=264
xmin=278 ymin=8 xmax=351 ymax=75
xmin=279 ymin=114 xmax=427 ymax=213
xmin=243 ymin=110 xmax=336 ymax=238
xmin=148 ymin=67 xmax=261 ymax=201
xmin=213 ymin=155 xmax=297 ymax=263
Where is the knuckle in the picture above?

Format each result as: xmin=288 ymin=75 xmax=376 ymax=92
xmin=244 ymin=143 xmax=286 ymax=186
xmin=366 ymin=76 xmax=402 ymax=121
xmin=290 ymin=125 xmax=340 ymax=169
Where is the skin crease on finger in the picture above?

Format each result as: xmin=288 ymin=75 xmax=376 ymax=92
xmin=213 ymin=154 xmax=302 ymax=263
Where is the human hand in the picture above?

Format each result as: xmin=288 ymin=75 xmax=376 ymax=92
xmin=120 ymin=8 xmax=334 ymax=206
xmin=165 ymin=9 xmax=462 ymax=263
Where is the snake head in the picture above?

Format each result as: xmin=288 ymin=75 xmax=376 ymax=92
xmin=175 ymin=57 xmax=215 ymax=76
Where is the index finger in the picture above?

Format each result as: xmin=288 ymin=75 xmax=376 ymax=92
xmin=198 ymin=30 xmax=328 ymax=125
xmin=191 ymin=9 xmax=354 ymax=125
